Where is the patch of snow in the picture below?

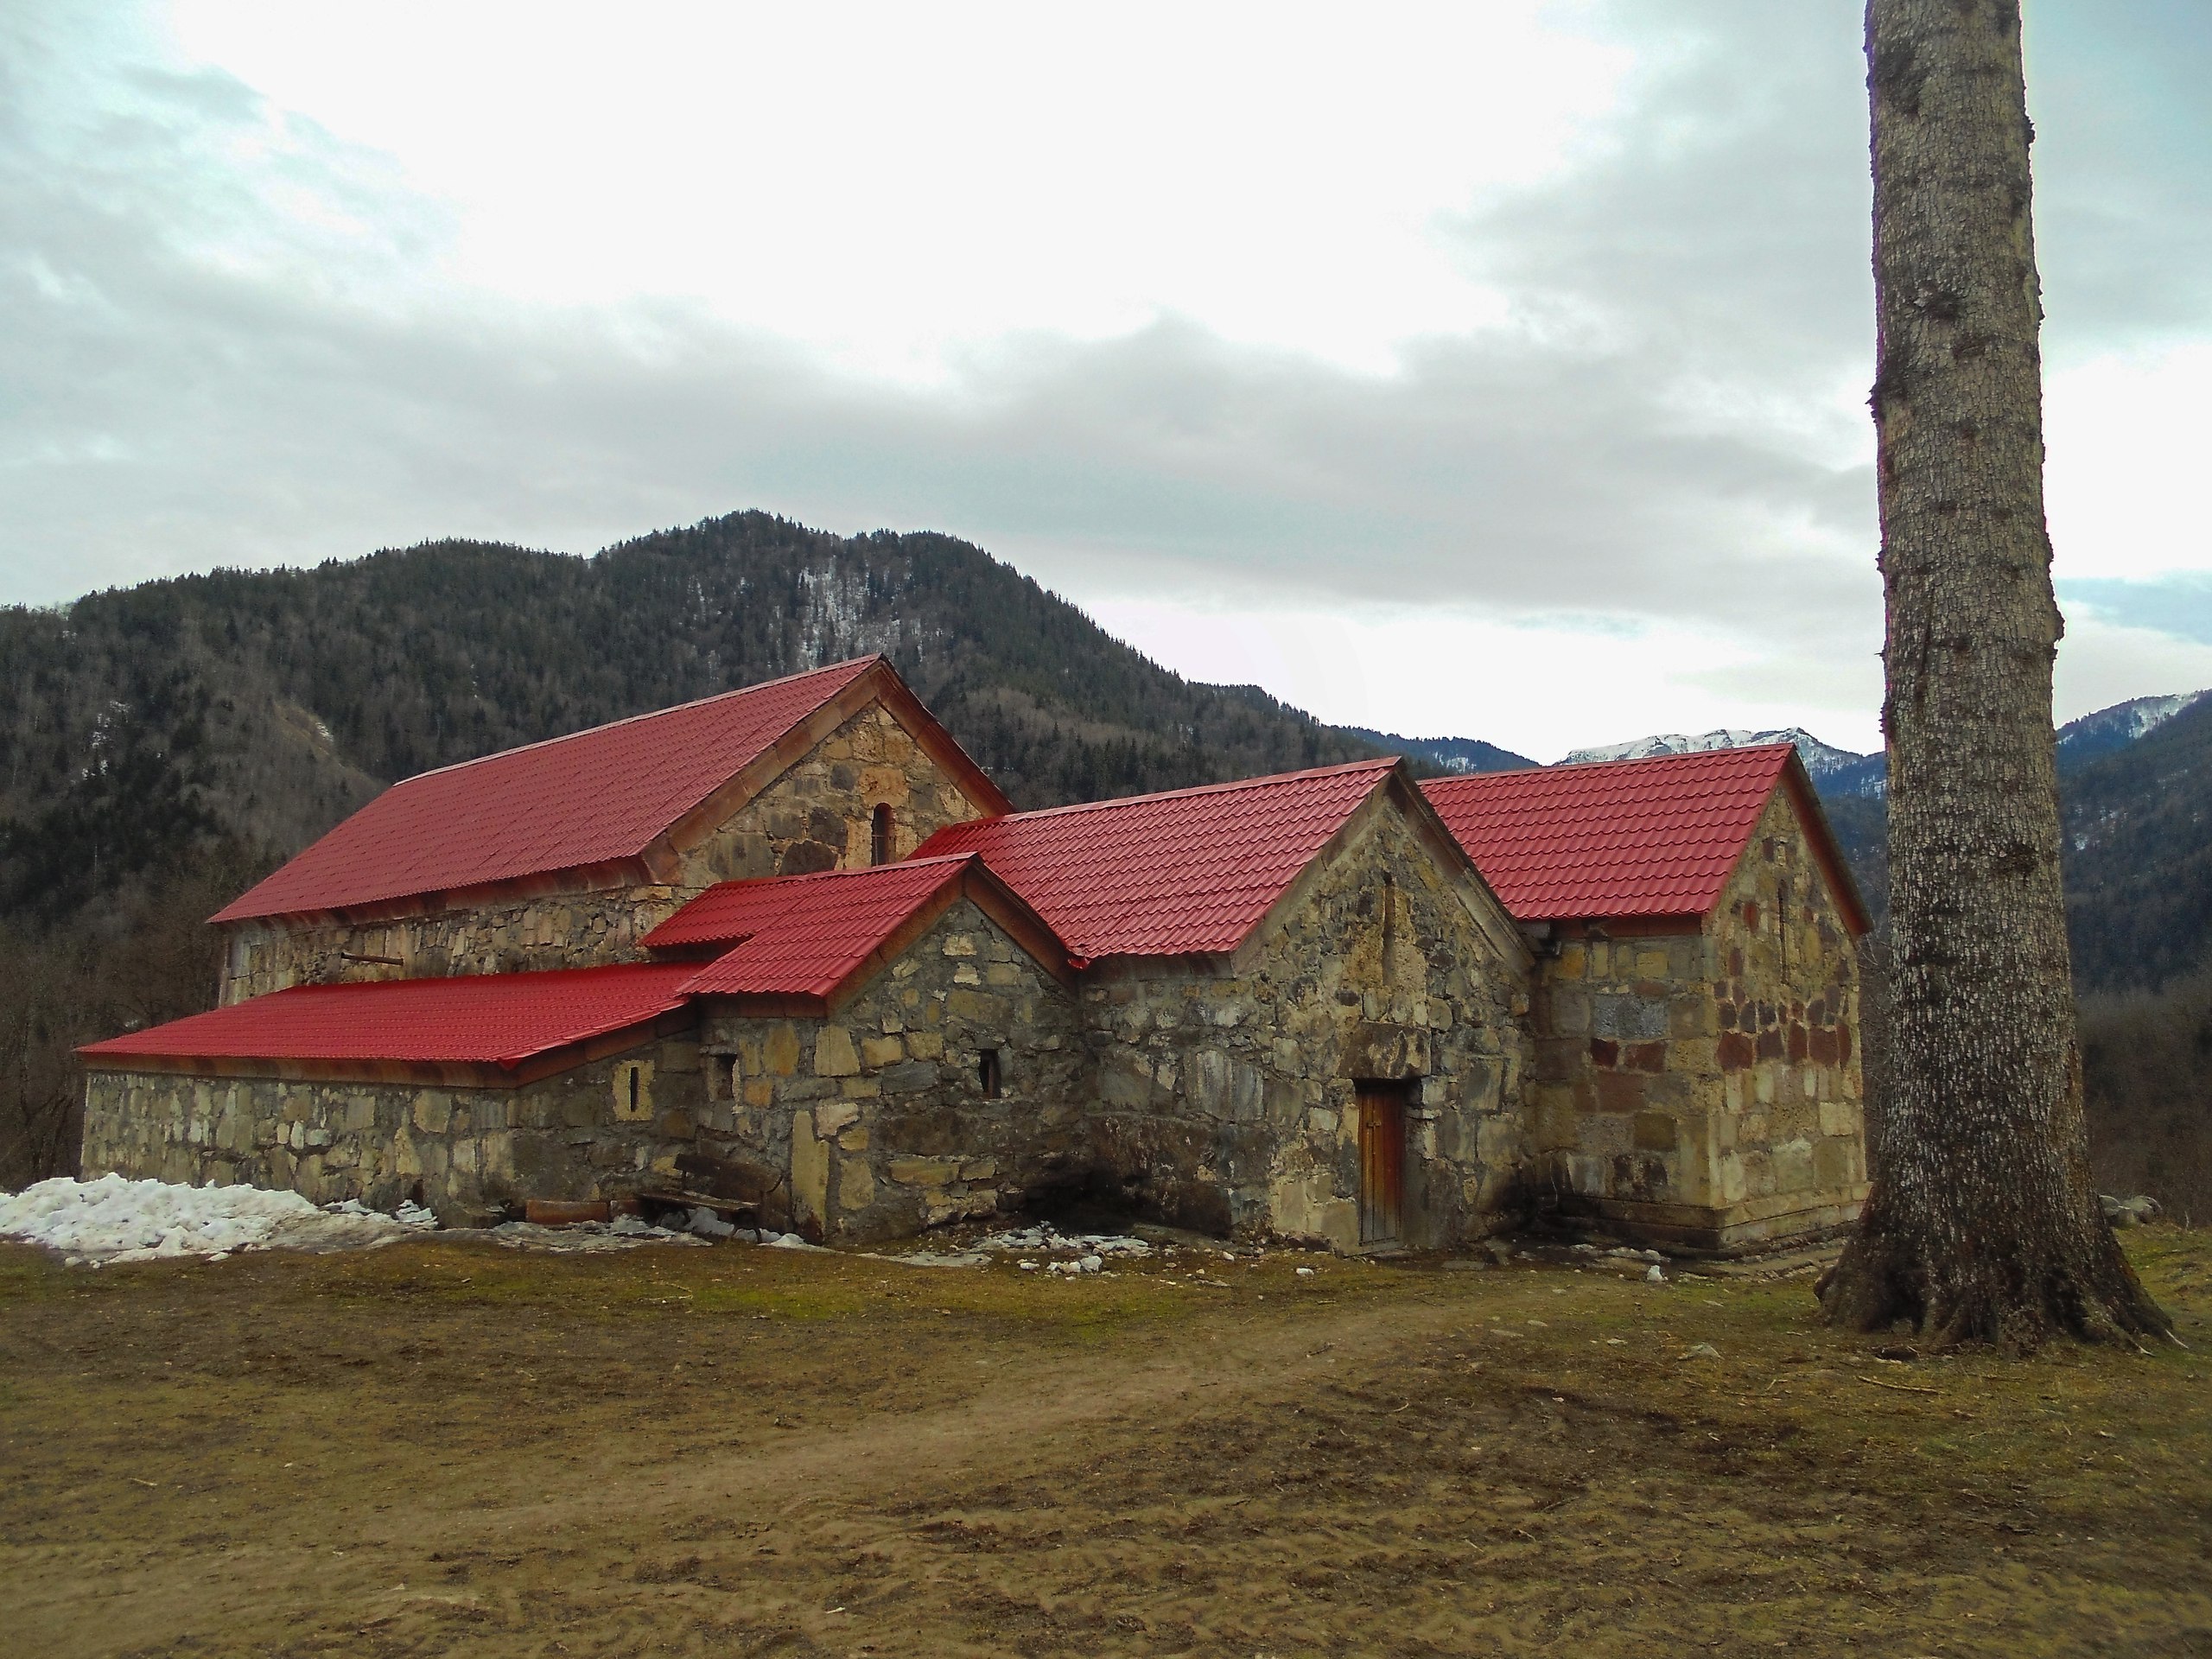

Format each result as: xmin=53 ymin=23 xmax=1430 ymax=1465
xmin=760 ymin=1231 xmax=830 ymax=1251
xmin=0 ymin=1174 xmax=431 ymax=1266
xmin=2111 ymin=691 xmax=2202 ymax=742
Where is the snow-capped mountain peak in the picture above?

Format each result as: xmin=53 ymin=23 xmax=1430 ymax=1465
xmin=2054 ymin=691 xmax=2209 ymax=769
xmin=1561 ymin=728 xmax=1870 ymax=780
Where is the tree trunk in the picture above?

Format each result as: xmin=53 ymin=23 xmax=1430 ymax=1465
xmin=1818 ymin=0 xmax=2171 ymax=1350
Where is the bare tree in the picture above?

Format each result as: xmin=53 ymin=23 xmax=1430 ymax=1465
xmin=1818 ymin=0 xmax=2171 ymax=1349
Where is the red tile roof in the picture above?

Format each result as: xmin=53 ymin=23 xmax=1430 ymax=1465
xmin=653 ymin=856 xmax=989 ymax=1000
xmin=212 ymin=658 xmax=885 ymax=924
xmin=1421 ymin=746 xmax=1801 ymax=925
xmin=78 ymin=963 xmax=698 ymax=1071
xmin=914 ymin=760 xmax=1396 ymax=959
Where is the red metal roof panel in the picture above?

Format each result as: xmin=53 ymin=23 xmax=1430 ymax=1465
xmin=1421 ymin=746 xmax=1791 ymax=923
xmin=212 ymin=658 xmax=883 ymax=923
xmin=913 ymin=760 xmax=1395 ymax=958
xmin=661 ymin=857 xmax=982 ymax=1000
xmin=78 ymin=963 xmax=698 ymax=1070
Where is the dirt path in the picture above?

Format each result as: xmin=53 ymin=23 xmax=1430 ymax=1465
xmin=14 ymin=1275 xmax=1468 ymax=1656
xmin=4 ymin=1232 xmax=2209 ymax=1656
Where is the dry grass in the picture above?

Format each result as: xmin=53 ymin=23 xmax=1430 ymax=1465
xmin=3 ymin=1227 xmax=2208 ymax=1657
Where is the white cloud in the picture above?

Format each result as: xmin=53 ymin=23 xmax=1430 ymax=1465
xmin=2054 ymin=615 xmax=2212 ymax=721
xmin=1080 ymin=588 xmax=1886 ymax=762
xmin=164 ymin=0 xmax=1633 ymax=378
xmin=2046 ymin=342 xmax=2212 ymax=584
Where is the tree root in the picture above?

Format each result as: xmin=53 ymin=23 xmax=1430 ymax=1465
xmin=1818 ymin=1207 xmax=2174 ymax=1355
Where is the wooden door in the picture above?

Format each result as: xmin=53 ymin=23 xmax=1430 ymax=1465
xmin=1357 ymin=1084 xmax=1407 ymax=1245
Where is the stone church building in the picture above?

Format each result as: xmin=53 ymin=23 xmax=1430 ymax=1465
xmin=79 ymin=656 xmax=1869 ymax=1255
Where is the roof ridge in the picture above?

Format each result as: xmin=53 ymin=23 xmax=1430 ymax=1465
xmin=980 ymin=757 xmax=1397 ymax=826
xmin=393 ymin=655 xmax=886 ymax=785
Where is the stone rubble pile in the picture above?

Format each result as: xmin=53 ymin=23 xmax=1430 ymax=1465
xmin=483 ymin=1215 xmax=710 ymax=1253
xmin=2100 ymin=1193 xmax=2162 ymax=1228
xmin=972 ymin=1223 xmax=1154 ymax=1258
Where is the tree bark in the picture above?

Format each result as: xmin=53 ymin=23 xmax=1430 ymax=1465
xmin=1818 ymin=0 xmax=2171 ymax=1350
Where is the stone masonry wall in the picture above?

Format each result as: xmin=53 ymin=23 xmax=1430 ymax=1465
xmin=684 ymin=700 xmax=987 ymax=884
xmin=218 ymin=888 xmax=691 ymax=1008
xmin=696 ymin=899 xmax=1087 ymax=1243
xmin=1529 ymin=929 xmax=1718 ymax=1219
xmin=1084 ymin=805 xmax=1530 ymax=1250
xmin=80 ymin=1030 xmax=711 ymax=1225
xmin=1705 ymin=788 xmax=1867 ymax=1230
xmin=1527 ymin=786 xmax=1865 ymax=1248
xmin=219 ymin=699 xmax=993 ymax=1004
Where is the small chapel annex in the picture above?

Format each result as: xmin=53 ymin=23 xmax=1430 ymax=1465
xmin=79 ymin=656 xmax=1871 ymax=1255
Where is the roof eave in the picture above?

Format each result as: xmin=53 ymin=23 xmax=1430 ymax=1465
xmin=1776 ymin=753 xmax=1874 ymax=938
xmin=76 ymin=1006 xmax=696 ymax=1090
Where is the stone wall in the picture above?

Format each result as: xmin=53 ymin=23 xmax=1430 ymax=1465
xmin=219 ymin=887 xmax=691 ymax=1008
xmin=219 ymin=699 xmax=993 ymax=1004
xmin=80 ymin=1031 xmax=711 ymax=1224
xmin=1082 ymin=803 xmax=1530 ymax=1250
xmin=696 ymin=898 xmax=1088 ymax=1243
xmin=1527 ymin=786 xmax=1866 ymax=1249
xmin=686 ymin=700 xmax=987 ymax=884
xmin=1704 ymin=787 xmax=1867 ymax=1234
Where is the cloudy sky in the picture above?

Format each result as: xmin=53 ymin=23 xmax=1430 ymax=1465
xmin=4 ymin=1 xmax=2209 ymax=760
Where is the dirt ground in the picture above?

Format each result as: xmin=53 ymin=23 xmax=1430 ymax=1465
xmin=3 ymin=1224 xmax=2208 ymax=1659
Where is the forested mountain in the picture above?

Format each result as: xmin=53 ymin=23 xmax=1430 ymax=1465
xmin=1810 ymin=696 xmax=2212 ymax=994
xmin=1340 ymin=729 xmax=1535 ymax=775
xmin=2062 ymin=694 xmax=2212 ymax=994
xmin=0 ymin=513 xmax=1400 ymax=929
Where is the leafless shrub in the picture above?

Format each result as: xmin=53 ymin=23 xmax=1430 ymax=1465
xmin=2079 ymin=969 xmax=2212 ymax=1226
xmin=0 ymin=847 xmax=267 ymax=1190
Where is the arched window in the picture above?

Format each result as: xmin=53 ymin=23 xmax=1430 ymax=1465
xmin=979 ymin=1050 xmax=1003 ymax=1099
xmin=870 ymin=802 xmax=895 ymax=866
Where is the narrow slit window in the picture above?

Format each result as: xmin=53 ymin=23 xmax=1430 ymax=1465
xmin=979 ymin=1050 xmax=1002 ymax=1099
xmin=1777 ymin=878 xmax=1791 ymax=976
xmin=870 ymin=802 xmax=895 ymax=866
xmin=628 ymin=1067 xmax=641 ymax=1115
